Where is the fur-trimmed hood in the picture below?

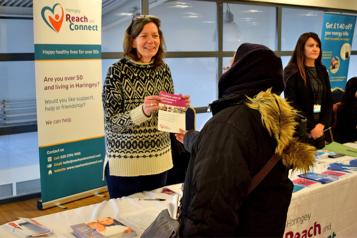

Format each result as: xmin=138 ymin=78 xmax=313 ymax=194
xmin=246 ymin=89 xmax=315 ymax=171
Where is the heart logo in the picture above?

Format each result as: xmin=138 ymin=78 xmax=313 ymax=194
xmin=41 ymin=3 xmax=64 ymax=32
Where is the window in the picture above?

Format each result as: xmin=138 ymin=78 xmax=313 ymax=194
xmin=347 ymin=55 xmax=357 ymax=80
xmin=150 ymin=0 xmax=217 ymax=51
xmin=0 ymin=61 xmax=36 ymax=132
xmin=352 ymin=18 xmax=357 ymax=50
xmin=166 ymin=58 xmax=217 ymax=107
xmin=196 ymin=112 xmax=212 ymax=130
xmin=281 ymin=56 xmax=290 ymax=68
xmin=0 ymin=61 xmax=35 ymax=100
xmin=281 ymin=8 xmax=323 ymax=51
xmin=223 ymin=3 xmax=276 ymax=51
xmin=102 ymin=59 xmax=118 ymax=83
xmin=102 ymin=1 xmax=140 ymax=52
xmin=0 ymin=19 xmax=34 ymax=53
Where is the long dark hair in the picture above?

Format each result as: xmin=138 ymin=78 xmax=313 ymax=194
xmin=288 ymin=32 xmax=322 ymax=83
xmin=123 ymin=15 xmax=166 ymax=67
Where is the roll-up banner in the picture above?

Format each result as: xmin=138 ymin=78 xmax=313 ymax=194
xmin=33 ymin=0 xmax=105 ymax=209
xmin=321 ymin=13 xmax=356 ymax=90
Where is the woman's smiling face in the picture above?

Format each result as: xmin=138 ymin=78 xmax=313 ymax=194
xmin=132 ymin=22 xmax=160 ymax=63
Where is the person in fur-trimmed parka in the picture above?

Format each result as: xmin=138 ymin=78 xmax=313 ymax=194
xmin=179 ymin=43 xmax=316 ymax=237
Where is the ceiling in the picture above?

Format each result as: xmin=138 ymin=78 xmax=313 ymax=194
xmin=0 ymin=0 xmax=135 ymax=17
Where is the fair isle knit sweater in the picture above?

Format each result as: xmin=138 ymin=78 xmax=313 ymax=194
xmin=102 ymin=57 xmax=174 ymax=176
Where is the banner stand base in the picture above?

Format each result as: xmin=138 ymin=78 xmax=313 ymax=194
xmin=37 ymin=186 xmax=107 ymax=210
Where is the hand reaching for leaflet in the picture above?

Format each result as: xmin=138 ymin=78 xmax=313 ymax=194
xmin=175 ymin=128 xmax=187 ymax=144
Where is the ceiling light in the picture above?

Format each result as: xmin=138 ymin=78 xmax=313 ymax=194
xmin=169 ymin=1 xmax=191 ymax=8
xmin=183 ymin=12 xmax=199 ymax=19
xmin=117 ymin=12 xmax=133 ymax=16
xmin=239 ymin=17 xmax=255 ymax=22
xmin=243 ymin=9 xmax=263 ymax=13
xmin=298 ymin=12 xmax=317 ymax=17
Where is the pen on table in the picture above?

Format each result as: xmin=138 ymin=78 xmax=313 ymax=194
xmin=323 ymin=127 xmax=331 ymax=132
xmin=139 ymin=198 xmax=166 ymax=201
xmin=8 ymin=222 xmax=22 ymax=229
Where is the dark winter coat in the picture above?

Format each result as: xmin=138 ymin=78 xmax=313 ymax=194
xmin=179 ymin=44 xmax=315 ymax=237
xmin=333 ymin=77 xmax=357 ymax=143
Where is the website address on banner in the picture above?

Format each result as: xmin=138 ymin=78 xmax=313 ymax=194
xmin=66 ymin=159 xmax=103 ymax=170
xmin=324 ymin=37 xmax=350 ymax=41
xmin=63 ymin=154 xmax=101 ymax=165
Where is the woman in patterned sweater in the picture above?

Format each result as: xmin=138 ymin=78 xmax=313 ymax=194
xmin=102 ymin=15 xmax=179 ymax=198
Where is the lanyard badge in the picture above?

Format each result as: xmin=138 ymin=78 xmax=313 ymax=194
xmin=313 ymin=104 xmax=321 ymax=113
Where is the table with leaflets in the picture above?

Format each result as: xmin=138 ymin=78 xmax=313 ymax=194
xmin=1 ymin=142 xmax=357 ymax=238
xmin=284 ymin=142 xmax=357 ymax=238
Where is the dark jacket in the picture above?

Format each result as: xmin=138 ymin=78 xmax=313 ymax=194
xmin=283 ymin=63 xmax=332 ymax=132
xmin=334 ymin=103 xmax=357 ymax=143
xmin=180 ymin=44 xmax=315 ymax=237
xmin=333 ymin=77 xmax=357 ymax=143
xmin=167 ymin=133 xmax=191 ymax=185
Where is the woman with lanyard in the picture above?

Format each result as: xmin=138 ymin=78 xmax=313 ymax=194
xmin=284 ymin=32 xmax=332 ymax=149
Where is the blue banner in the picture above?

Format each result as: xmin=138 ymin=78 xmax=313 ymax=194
xmin=321 ymin=13 xmax=356 ymax=90
xmin=39 ymin=137 xmax=105 ymax=202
